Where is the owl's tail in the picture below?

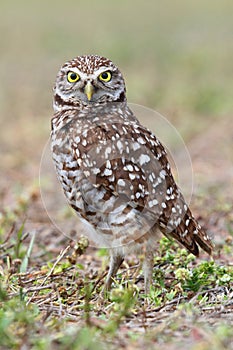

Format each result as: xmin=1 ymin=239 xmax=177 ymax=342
xmin=160 ymin=207 xmax=213 ymax=257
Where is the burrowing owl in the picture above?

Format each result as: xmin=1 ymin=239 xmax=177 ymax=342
xmin=51 ymin=55 xmax=213 ymax=293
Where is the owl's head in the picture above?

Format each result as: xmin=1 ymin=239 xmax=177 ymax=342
xmin=54 ymin=55 xmax=126 ymax=112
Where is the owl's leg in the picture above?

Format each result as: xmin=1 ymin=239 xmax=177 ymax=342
xmin=104 ymin=254 xmax=124 ymax=291
xmin=143 ymin=249 xmax=154 ymax=294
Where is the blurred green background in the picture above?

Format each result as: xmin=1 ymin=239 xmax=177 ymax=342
xmin=0 ymin=0 xmax=232 ymax=178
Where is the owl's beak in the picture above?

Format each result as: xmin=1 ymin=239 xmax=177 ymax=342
xmin=84 ymin=81 xmax=94 ymax=101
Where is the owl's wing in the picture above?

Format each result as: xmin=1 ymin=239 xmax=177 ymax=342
xmin=69 ymin=116 xmax=213 ymax=256
xmin=70 ymin=118 xmax=167 ymax=213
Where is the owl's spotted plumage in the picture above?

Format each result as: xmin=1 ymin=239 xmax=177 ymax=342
xmin=51 ymin=55 xmax=213 ymax=292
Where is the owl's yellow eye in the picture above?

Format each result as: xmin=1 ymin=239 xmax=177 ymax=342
xmin=67 ymin=71 xmax=80 ymax=83
xmin=98 ymin=71 xmax=112 ymax=82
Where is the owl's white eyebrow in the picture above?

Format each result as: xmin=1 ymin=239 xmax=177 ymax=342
xmin=95 ymin=67 xmax=112 ymax=74
xmin=66 ymin=67 xmax=113 ymax=79
xmin=66 ymin=67 xmax=84 ymax=77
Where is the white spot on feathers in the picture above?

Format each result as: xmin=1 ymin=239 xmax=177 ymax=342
xmin=104 ymin=168 xmax=112 ymax=176
xmin=139 ymin=154 xmax=150 ymax=165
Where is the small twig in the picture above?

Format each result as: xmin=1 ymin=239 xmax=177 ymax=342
xmin=92 ymin=271 xmax=108 ymax=291
xmin=1 ymin=223 xmax=16 ymax=247
xmin=24 ymin=284 xmax=55 ymax=294
xmin=36 ymin=296 xmax=56 ymax=307
xmin=139 ymin=295 xmax=187 ymax=314
xmin=188 ymin=286 xmax=228 ymax=304
xmin=40 ymin=245 xmax=71 ymax=286
xmin=8 ymin=283 xmax=54 ymax=297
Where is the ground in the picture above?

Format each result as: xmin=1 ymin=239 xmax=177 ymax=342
xmin=0 ymin=1 xmax=233 ymax=349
